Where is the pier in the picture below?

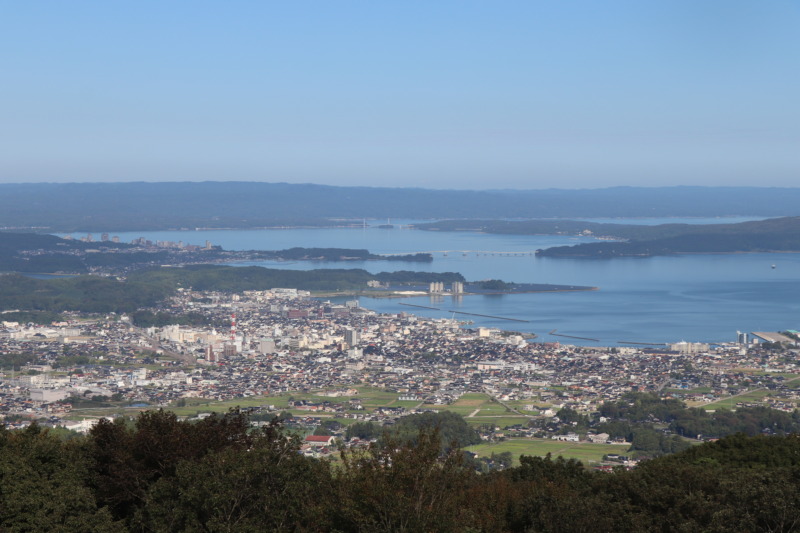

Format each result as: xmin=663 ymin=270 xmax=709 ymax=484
xmin=398 ymin=303 xmax=529 ymax=323
xmin=380 ymin=250 xmax=537 ymax=257
xmin=548 ymin=330 xmax=600 ymax=342
xmin=448 ymin=310 xmax=530 ymax=323
xmin=398 ymin=302 xmax=441 ymax=311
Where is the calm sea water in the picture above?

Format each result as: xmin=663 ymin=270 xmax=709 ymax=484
xmin=68 ymin=217 xmax=798 ymax=345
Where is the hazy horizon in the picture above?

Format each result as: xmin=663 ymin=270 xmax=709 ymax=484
xmin=2 ymin=1 xmax=799 ymax=189
xmin=3 ymin=180 xmax=800 ymax=193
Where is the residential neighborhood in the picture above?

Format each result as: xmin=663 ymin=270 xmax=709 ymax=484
xmin=2 ymin=287 xmax=799 ymax=461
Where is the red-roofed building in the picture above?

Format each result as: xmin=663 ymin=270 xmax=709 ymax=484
xmin=304 ymin=435 xmax=335 ymax=447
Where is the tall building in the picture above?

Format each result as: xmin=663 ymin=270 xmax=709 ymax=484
xmin=259 ymin=338 xmax=276 ymax=354
xmin=223 ymin=343 xmax=238 ymax=358
xmin=344 ymin=328 xmax=360 ymax=347
xmin=737 ymin=331 xmax=749 ymax=345
xmin=451 ymin=281 xmax=464 ymax=294
xmin=429 ymin=281 xmax=445 ymax=293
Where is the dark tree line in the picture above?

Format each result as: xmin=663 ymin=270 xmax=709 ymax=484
xmin=4 ymin=409 xmax=800 ymax=532
xmin=0 ymin=274 xmax=170 ymax=314
xmin=598 ymin=392 xmax=800 ymax=442
xmin=0 ymin=266 xmax=467 ymax=314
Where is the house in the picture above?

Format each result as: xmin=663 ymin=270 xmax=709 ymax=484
xmin=588 ymin=432 xmax=610 ymax=444
xmin=553 ymin=432 xmax=580 ymax=442
xmin=304 ymin=435 xmax=335 ymax=447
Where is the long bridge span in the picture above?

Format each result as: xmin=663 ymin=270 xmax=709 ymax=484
xmin=381 ymin=250 xmax=538 ymax=257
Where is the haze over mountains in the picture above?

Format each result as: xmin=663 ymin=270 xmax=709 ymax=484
xmin=2 ymin=182 xmax=800 ymax=232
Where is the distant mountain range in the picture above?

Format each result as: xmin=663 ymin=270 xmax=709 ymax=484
xmin=2 ymin=182 xmax=800 ymax=231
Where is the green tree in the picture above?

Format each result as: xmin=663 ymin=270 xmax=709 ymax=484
xmin=345 ymin=421 xmax=379 ymax=440
xmin=135 ymin=424 xmax=332 ymax=532
xmin=0 ymin=424 xmax=123 ymax=532
xmin=333 ymin=430 xmax=473 ymax=532
xmin=88 ymin=409 xmax=254 ymax=523
xmin=384 ymin=411 xmax=480 ymax=451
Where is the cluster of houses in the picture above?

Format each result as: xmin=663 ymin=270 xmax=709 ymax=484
xmin=2 ymin=288 xmax=800 ymax=441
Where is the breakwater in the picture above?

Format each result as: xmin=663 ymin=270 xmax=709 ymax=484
xmin=549 ymin=330 xmax=600 ymax=342
xmin=398 ymin=302 xmax=441 ymax=311
xmin=448 ymin=310 xmax=530 ymax=323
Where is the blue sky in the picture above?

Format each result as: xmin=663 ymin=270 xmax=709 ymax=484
xmin=1 ymin=1 xmax=799 ymax=189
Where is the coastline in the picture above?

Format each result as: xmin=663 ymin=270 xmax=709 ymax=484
xmin=311 ymin=286 xmax=598 ymax=299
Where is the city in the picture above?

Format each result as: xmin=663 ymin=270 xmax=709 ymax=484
xmin=3 ymin=284 xmax=799 ymax=463
xmin=4 ymin=1 xmax=800 ymax=528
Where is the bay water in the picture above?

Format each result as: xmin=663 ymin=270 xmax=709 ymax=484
xmin=89 ymin=218 xmax=799 ymax=345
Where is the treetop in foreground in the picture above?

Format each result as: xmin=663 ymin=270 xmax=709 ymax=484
xmin=3 ymin=409 xmax=800 ymax=532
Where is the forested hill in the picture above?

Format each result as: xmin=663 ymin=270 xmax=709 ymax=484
xmin=0 ymin=231 xmax=129 ymax=254
xmin=0 ymin=232 xmax=431 ymax=274
xmin=2 ymin=182 xmax=800 ymax=231
xmin=418 ymin=216 xmax=800 ymax=239
xmin=420 ymin=216 xmax=800 ymax=258
xmin=4 ymin=411 xmax=800 ymax=532
xmin=0 ymin=266 xmax=465 ymax=313
xmin=536 ymin=216 xmax=800 ymax=258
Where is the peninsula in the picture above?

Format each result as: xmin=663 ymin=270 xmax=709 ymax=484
xmin=0 ymin=232 xmax=430 ymax=275
xmin=0 ymin=265 xmax=595 ymax=318
xmin=418 ymin=217 xmax=800 ymax=258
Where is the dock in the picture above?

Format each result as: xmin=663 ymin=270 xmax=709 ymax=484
xmin=380 ymin=249 xmax=537 ymax=257
xmin=548 ymin=329 xmax=600 ymax=342
xmin=398 ymin=303 xmax=441 ymax=311
xmin=448 ymin=310 xmax=530 ymax=323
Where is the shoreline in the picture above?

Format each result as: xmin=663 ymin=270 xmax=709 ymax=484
xmin=311 ymin=286 xmax=598 ymax=299
xmin=538 ymin=249 xmax=800 ymax=259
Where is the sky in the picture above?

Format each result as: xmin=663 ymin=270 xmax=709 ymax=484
xmin=1 ymin=1 xmax=799 ymax=190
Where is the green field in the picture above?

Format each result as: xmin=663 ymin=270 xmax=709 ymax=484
xmin=504 ymin=399 xmax=547 ymax=414
xmin=63 ymin=396 xmax=288 ymax=420
xmin=700 ymin=388 xmax=776 ymax=411
xmin=665 ymin=386 xmax=713 ymax=394
xmin=62 ymin=387 xmax=535 ymax=428
xmin=428 ymin=394 xmax=490 ymax=415
xmin=466 ymin=438 xmax=630 ymax=465
xmin=741 ymin=371 xmax=799 ymax=378
xmin=476 ymin=402 xmax=510 ymax=414
xmin=466 ymin=416 xmax=532 ymax=429
xmin=64 ymin=388 xmax=544 ymax=421
xmin=457 ymin=393 xmax=490 ymax=403
xmin=393 ymin=400 xmax=423 ymax=409
xmin=64 ymin=386 xmax=392 ymax=419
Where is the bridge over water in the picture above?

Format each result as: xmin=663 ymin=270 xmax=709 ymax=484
xmin=381 ymin=250 xmax=538 ymax=257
